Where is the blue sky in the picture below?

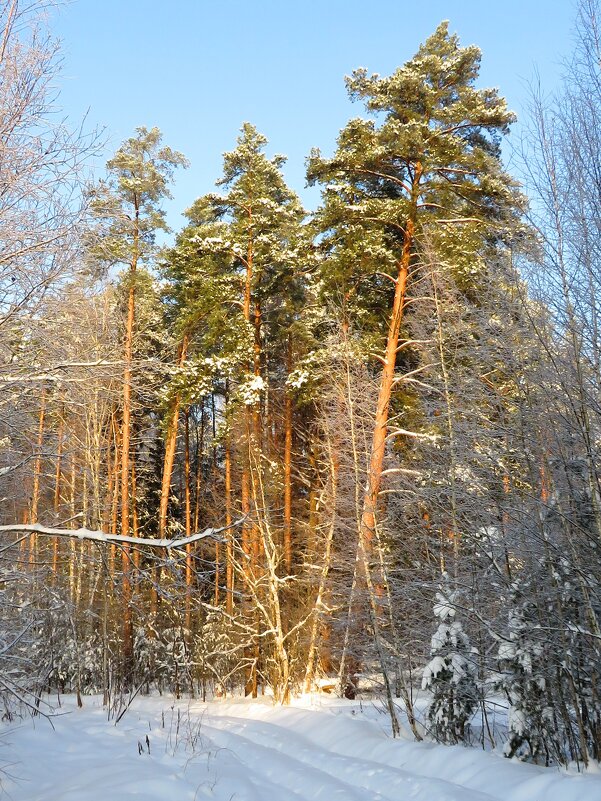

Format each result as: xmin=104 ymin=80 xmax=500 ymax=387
xmin=54 ymin=0 xmax=575 ymax=230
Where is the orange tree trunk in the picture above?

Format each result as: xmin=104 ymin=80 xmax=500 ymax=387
xmin=120 ymin=203 xmax=139 ymax=674
xmin=30 ymin=386 xmax=47 ymax=522
xmin=131 ymin=461 xmax=140 ymax=569
xmin=225 ymin=432 xmax=234 ymax=614
xmin=283 ymin=333 xmax=293 ymax=573
xmin=359 ymin=223 xmax=412 ymax=549
xmin=52 ymin=412 xmax=64 ymax=578
xmin=241 ymin=228 xmax=253 ymax=567
xmin=121 ymin=279 xmax=135 ymax=670
xmin=359 ymin=164 xmax=422 ymax=554
xmin=109 ymin=414 xmax=120 ymax=578
xmin=158 ymin=332 xmax=190 ymax=538
xmin=184 ymin=409 xmax=194 ymax=627
xmin=29 ymin=384 xmax=47 ymax=570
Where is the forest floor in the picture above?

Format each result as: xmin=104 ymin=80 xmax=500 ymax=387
xmin=1 ymin=694 xmax=600 ymax=800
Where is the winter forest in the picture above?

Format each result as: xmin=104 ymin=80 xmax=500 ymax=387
xmin=3 ymin=0 xmax=601 ymax=797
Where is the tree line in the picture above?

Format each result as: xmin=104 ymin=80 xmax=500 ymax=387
xmin=1 ymin=0 xmax=601 ymax=767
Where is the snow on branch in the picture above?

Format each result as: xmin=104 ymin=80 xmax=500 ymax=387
xmin=0 ymin=517 xmax=245 ymax=549
xmin=386 ymin=428 xmax=438 ymax=441
xmin=0 ymin=455 xmax=35 ymax=477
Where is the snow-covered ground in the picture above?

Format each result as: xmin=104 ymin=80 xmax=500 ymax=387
xmin=2 ymin=694 xmax=600 ymax=800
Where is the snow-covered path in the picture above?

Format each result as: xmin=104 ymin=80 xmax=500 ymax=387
xmin=2 ymin=696 xmax=600 ymax=800
xmin=200 ymin=712 xmax=491 ymax=801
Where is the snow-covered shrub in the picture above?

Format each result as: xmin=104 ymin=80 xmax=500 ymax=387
xmin=497 ymin=580 xmax=551 ymax=762
xmin=134 ymin=616 xmax=165 ymax=689
xmin=41 ymin=607 xmax=105 ymax=695
xmin=134 ymin=614 xmax=193 ymax=696
xmin=0 ymin=566 xmax=49 ymax=713
xmin=195 ymin=609 xmax=244 ymax=696
xmin=422 ymin=576 xmax=479 ymax=744
xmin=161 ymin=625 xmax=194 ymax=697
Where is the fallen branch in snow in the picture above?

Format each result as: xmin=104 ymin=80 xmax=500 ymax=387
xmin=0 ymin=517 xmax=245 ymax=550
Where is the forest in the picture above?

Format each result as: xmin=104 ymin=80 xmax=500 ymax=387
xmin=2 ymin=0 xmax=601 ymax=779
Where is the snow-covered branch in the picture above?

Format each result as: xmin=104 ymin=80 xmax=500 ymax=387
xmin=0 ymin=517 xmax=245 ymax=549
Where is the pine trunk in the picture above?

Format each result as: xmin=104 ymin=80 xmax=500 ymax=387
xmin=29 ymin=385 xmax=47 ymax=568
xmin=158 ymin=332 xmax=190 ymax=538
xmin=184 ymin=409 xmax=193 ymax=628
xmin=120 ymin=202 xmax=140 ymax=675
xmin=359 ymin=166 xmax=421 ymax=551
xmin=225 ymin=432 xmax=234 ymax=614
xmin=283 ymin=333 xmax=293 ymax=573
xmin=131 ymin=461 xmax=140 ymax=570
xmin=52 ymin=410 xmax=64 ymax=578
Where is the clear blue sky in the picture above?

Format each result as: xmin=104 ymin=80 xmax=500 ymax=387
xmin=54 ymin=0 xmax=575 ymax=231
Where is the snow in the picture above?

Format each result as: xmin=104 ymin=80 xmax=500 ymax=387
xmin=0 ymin=520 xmax=241 ymax=550
xmin=422 ymin=654 xmax=447 ymax=683
xmin=433 ymin=590 xmax=456 ymax=622
xmin=3 ymin=695 xmax=600 ymax=801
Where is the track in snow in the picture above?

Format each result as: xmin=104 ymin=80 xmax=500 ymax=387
xmin=2 ymin=696 xmax=599 ymax=801
xmin=199 ymin=711 xmax=494 ymax=801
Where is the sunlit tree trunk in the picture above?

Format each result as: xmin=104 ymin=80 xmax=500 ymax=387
xmin=241 ymin=231 xmax=253 ymax=566
xmin=109 ymin=414 xmax=120 ymax=580
xmin=360 ymin=170 xmax=421 ymax=552
xmin=184 ymin=409 xmax=194 ymax=628
xmin=120 ymin=201 xmax=139 ymax=673
xmin=225 ymin=431 xmax=234 ymax=614
xmin=158 ymin=332 xmax=189 ymax=538
xmin=131 ymin=461 xmax=140 ymax=570
xmin=52 ymin=410 xmax=64 ymax=579
xmin=69 ymin=455 xmax=77 ymax=602
xmin=304 ymin=436 xmax=338 ymax=692
xmin=193 ymin=413 xmax=202 ymax=533
xmin=29 ymin=385 xmax=47 ymax=568
xmin=283 ymin=333 xmax=293 ymax=573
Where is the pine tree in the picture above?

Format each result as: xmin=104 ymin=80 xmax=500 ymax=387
xmin=186 ymin=124 xmax=307 ymax=496
xmin=162 ymin=124 xmax=308 ymax=700
xmin=88 ymin=127 xmax=187 ymax=677
xmin=497 ymin=576 xmax=550 ymax=761
xmin=309 ymin=20 xmax=524 ymax=566
xmin=422 ymin=575 xmax=479 ymax=744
